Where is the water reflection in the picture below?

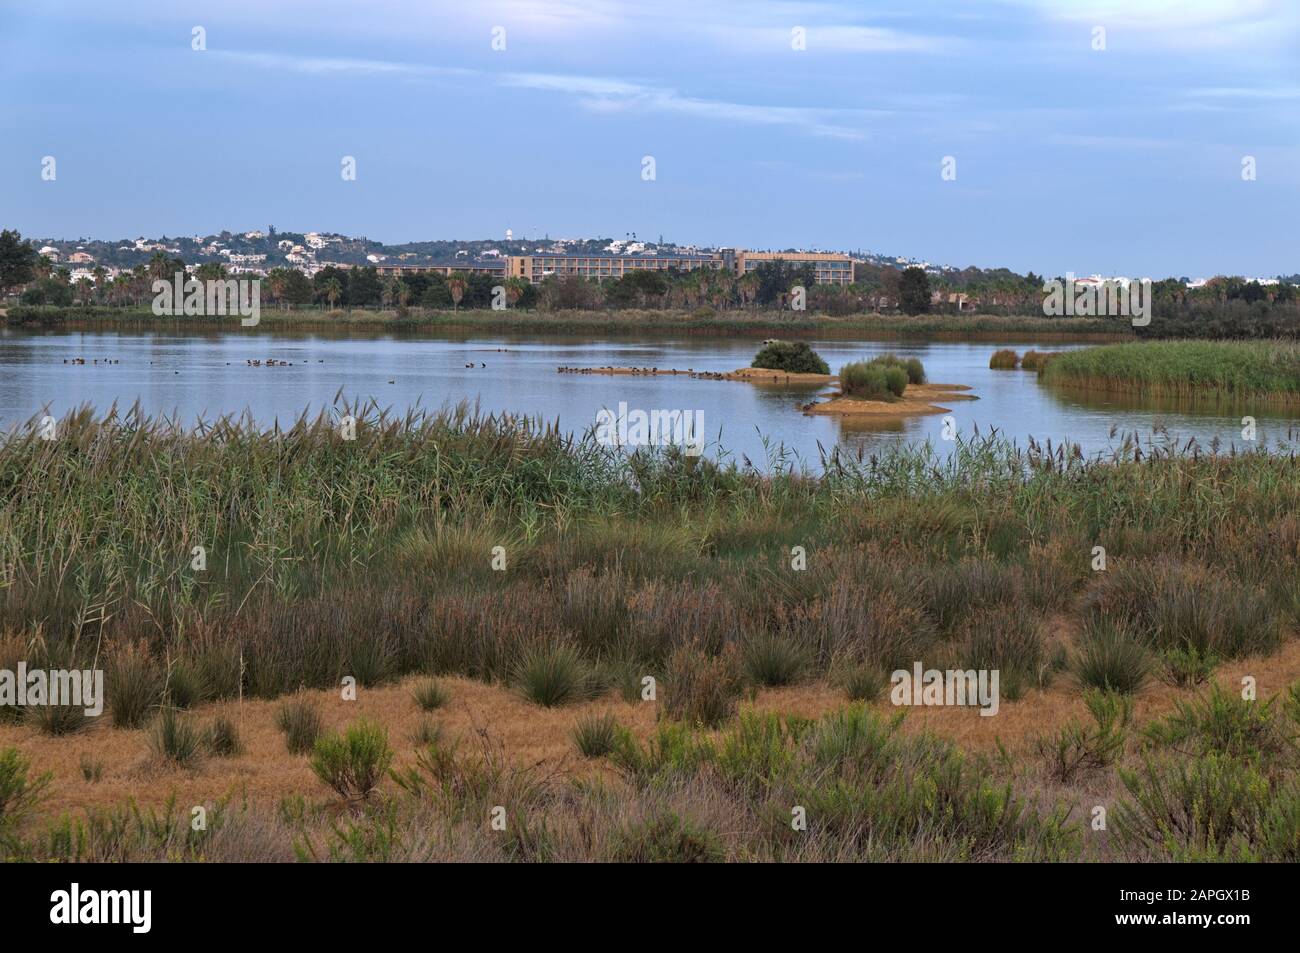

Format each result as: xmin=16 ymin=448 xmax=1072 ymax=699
xmin=1 ymin=328 xmax=1295 ymax=468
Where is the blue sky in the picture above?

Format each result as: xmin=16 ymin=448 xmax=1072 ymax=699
xmin=2 ymin=0 xmax=1297 ymax=277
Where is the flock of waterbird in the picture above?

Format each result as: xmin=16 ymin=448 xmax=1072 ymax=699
xmin=57 ymin=354 xmax=503 ymax=384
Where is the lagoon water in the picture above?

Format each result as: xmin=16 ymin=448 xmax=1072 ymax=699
xmin=2 ymin=328 xmax=1296 ymax=468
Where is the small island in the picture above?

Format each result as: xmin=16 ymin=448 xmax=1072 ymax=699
xmin=753 ymin=344 xmax=978 ymax=418
xmin=804 ymin=382 xmax=978 ymax=418
xmin=556 ymin=341 xmax=979 ymax=419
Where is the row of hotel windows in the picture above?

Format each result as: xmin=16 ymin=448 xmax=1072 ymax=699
xmin=517 ymin=258 xmax=855 ymax=283
xmin=527 ymin=259 xmax=852 ymax=271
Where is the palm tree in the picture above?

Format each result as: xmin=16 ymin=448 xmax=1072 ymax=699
xmin=320 ymin=277 xmax=343 ymax=310
xmin=147 ymin=252 xmax=175 ymax=281
xmin=711 ymin=273 xmax=735 ymax=310
xmin=195 ymin=262 xmax=227 ymax=282
xmin=446 ymin=274 xmax=467 ymax=310
xmin=737 ymin=272 xmax=759 ymax=309
xmin=686 ymin=270 xmax=707 ymax=308
xmin=504 ymin=276 xmax=527 ymax=309
xmin=265 ymin=268 xmax=289 ymax=309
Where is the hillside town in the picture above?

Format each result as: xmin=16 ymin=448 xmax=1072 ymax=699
xmin=14 ymin=228 xmax=1295 ymax=308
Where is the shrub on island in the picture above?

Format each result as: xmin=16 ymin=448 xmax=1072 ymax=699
xmin=751 ymin=341 xmax=830 ymax=375
xmin=868 ymin=353 xmax=926 ymax=385
xmin=840 ymin=361 xmax=907 ymax=400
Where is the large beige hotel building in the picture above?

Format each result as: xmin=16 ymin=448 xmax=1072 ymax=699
xmin=505 ymin=248 xmax=854 ymax=285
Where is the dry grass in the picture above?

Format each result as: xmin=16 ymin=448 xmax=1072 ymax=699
xmin=988 ymin=348 xmax=1020 ymax=369
xmin=3 ymin=637 xmax=1299 ymax=821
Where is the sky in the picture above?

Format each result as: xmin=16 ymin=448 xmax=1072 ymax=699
xmin=1 ymin=0 xmax=1298 ymax=277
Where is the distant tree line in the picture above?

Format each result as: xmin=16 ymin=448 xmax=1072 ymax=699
xmin=3 ymin=228 xmax=1299 ymax=337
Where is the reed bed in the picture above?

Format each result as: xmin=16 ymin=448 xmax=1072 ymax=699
xmin=0 ymin=402 xmax=1296 ymax=727
xmin=1041 ymin=340 xmax=1300 ymax=403
xmin=1020 ymin=350 xmax=1063 ymax=371
xmin=988 ymin=349 xmax=1020 ymax=369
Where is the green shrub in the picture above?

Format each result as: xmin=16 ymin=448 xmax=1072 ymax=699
xmin=572 ymin=712 xmax=620 ymax=758
xmin=412 ymin=678 xmax=449 ymax=711
xmin=989 ymin=349 xmax=1019 ymax=369
xmin=868 ymin=353 xmax=926 ymax=384
xmin=839 ymin=362 xmax=895 ymax=400
xmin=164 ymin=661 xmax=208 ymax=709
xmin=311 ymin=719 xmax=393 ymax=801
xmin=803 ymin=704 xmax=903 ymax=776
xmin=1113 ymin=753 xmax=1268 ymax=860
xmin=1258 ymin=781 xmax=1300 ymax=861
xmin=609 ymin=812 xmax=725 ymax=863
xmin=1085 ymin=560 xmax=1280 ymax=660
xmin=514 ymin=644 xmax=593 ymax=707
xmin=409 ymin=718 xmax=442 ymax=748
xmin=1071 ymin=617 xmax=1151 ymax=694
xmin=741 ymin=631 xmax=807 ymax=687
xmin=275 ymin=698 xmax=323 ymax=755
xmin=342 ymin=632 xmax=392 ymax=688
xmin=1034 ymin=690 xmax=1130 ymax=782
xmin=206 ymin=716 xmax=243 ymax=757
xmin=834 ymin=662 xmax=887 ymax=702
xmin=873 ymin=356 xmax=925 ymax=384
xmin=0 ymin=748 xmax=51 ymax=829
xmin=884 ymin=366 xmax=908 ymax=397
xmin=109 ymin=643 xmax=161 ymax=729
xmin=595 ymin=659 xmax=648 ymax=704
xmin=1286 ymin=681 xmax=1300 ymax=727
xmin=922 ymin=560 xmax=1021 ymax=635
xmin=192 ymin=641 xmax=243 ymax=701
xmin=147 ymin=707 xmax=203 ymax=766
xmin=1144 ymin=684 xmax=1294 ymax=765
xmin=1158 ymin=645 xmax=1218 ymax=687
xmin=952 ymin=610 xmax=1045 ymax=701
xmin=791 ymin=734 xmax=1079 ymax=861
xmin=716 ymin=710 xmax=807 ymax=794
xmin=662 ymin=644 xmax=744 ymax=728
xmin=751 ymin=341 xmax=829 ymax=374
xmin=25 ymin=701 xmax=91 ymax=736
xmin=610 ymin=722 xmax=716 ymax=780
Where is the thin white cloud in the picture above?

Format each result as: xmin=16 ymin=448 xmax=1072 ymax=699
xmin=220 ymin=51 xmax=881 ymax=139
xmin=1002 ymin=0 xmax=1298 ymax=49
xmin=711 ymin=23 xmax=957 ymax=54
xmin=1049 ymin=133 xmax=1178 ymax=150
xmin=499 ymin=71 xmax=880 ymax=138
xmin=1189 ymin=85 xmax=1300 ymax=100
xmin=213 ymin=50 xmax=471 ymax=77
xmin=1010 ymin=0 xmax=1275 ymax=26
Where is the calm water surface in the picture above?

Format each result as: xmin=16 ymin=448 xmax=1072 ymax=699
xmin=2 ymin=329 xmax=1295 ymax=468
